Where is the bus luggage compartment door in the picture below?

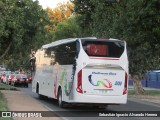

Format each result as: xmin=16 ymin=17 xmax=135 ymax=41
xmin=82 ymin=67 xmax=125 ymax=96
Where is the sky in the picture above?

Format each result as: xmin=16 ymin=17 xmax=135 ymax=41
xmin=37 ymin=0 xmax=70 ymax=9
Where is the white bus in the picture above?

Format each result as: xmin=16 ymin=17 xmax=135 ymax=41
xmin=31 ymin=37 xmax=129 ymax=108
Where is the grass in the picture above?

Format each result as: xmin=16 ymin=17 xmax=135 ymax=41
xmin=0 ymin=83 xmax=17 ymax=120
xmin=128 ymin=89 xmax=160 ymax=95
xmin=0 ymin=92 xmax=13 ymax=120
xmin=0 ymin=83 xmax=17 ymax=91
xmin=0 ymin=92 xmax=8 ymax=111
xmin=0 ymin=83 xmax=16 ymax=120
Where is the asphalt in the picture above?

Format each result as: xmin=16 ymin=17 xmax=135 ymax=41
xmin=1 ymin=86 xmax=160 ymax=120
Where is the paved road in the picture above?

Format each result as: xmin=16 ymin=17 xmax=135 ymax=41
xmin=19 ymin=84 xmax=160 ymax=120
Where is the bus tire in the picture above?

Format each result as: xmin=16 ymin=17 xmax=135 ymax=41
xmin=58 ymin=88 xmax=65 ymax=108
xmin=94 ymin=105 xmax=107 ymax=109
xmin=36 ymin=84 xmax=45 ymax=100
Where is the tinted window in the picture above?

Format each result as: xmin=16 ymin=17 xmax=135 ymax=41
xmin=82 ymin=40 xmax=124 ymax=58
xmin=56 ymin=42 xmax=77 ymax=65
xmin=47 ymin=41 xmax=77 ymax=65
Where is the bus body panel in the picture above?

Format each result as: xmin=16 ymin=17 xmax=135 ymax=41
xmin=73 ymin=93 xmax=127 ymax=104
xmin=82 ymin=68 xmax=125 ymax=96
xmin=58 ymin=65 xmax=74 ymax=100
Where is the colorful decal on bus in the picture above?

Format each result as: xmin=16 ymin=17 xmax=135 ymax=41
xmin=61 ymin=65 xmax=76 ymax=96
xmin=60 ymin=69 xmax=68 ymax=96
xmin=88 ymin=75 xmax=112 ymax=88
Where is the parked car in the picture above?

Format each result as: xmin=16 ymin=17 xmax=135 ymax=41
xmin=27 ymin=75 xmax=32 ymax=83
xmin=0 ymin=73 xmax=5 ymax=83
xmin=6 ymin=74 xmax=15 ymax=85
xmin=2 ymin=74 xmax=7 ymax=84
xmin=11 ymin=74 xmax=29 ymax=87
xmin=0 ymin=71 xmax=11 ymax=83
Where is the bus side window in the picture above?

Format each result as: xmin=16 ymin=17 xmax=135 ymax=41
xmin=66 ymin=42 xmax=77 ymax=65
xmin=54 ymin=46 xmax=62 ymax=65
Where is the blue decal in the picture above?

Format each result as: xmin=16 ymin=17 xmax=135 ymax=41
xmin=115 ymin=81 xmax=122 ymax=86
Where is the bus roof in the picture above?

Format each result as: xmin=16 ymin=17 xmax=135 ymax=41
xmin=42 ymin=37 xmax=123 ymax=49
xmin=42 ymin=38 xmax=77 ymax=49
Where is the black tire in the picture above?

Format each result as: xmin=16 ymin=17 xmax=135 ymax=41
xmin=94 ymin=105 xmax=107 ymax=109
xmin=37 ymin=84 xmax=46 ymax=100
xmin=25 ymin=83 xmax=28 ymax=88
xmin=38 ymin=94 xmax=46 ymax=100
xmin=58 ymin=88 xmax=65 ymax=108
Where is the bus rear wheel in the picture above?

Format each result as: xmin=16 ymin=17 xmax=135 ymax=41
xmin=58 ymin=88 xmax=65 ymax=108
xmin=37 ymin=84 xmax=45 ymax=100
xmin=94 ymin=105 xmax=108 ymax=109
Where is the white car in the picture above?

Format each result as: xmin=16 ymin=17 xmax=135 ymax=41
xmin=6 ymin=74 xmax=15 ymax=85
xmin=2 ymin=74 xmax=8 ymax=84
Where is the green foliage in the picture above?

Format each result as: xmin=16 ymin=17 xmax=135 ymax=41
xmin=1 ymin=0 xmax=160 ymax=75
xmin=0 ymin=91 xmax=8 ymax=111
xmin=73 ymin=0 xmax=160 ymax=75
xmin=0 ymin=90 xmax=13 ymax=120
xmin=0 ymin=0 xmax=49 ymax=69
xmin=129 ymin=89 xmax=160 ymax=95
xmin=54 ymin=16 xmax=82 ymax=40
xmin=0 ymin=83 xmax=17 ymax=90
xmin=72 ymin=0 xmax=94 ymax=37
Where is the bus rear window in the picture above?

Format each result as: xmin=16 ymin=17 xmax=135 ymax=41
xmin=82 ymin=40 xmax=124 ymax=58
xmin=86 ymin=44 xmax=108 ymax=56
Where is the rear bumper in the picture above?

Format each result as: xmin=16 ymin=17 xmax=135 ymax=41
xmin=15 ymin=81 xmax=28 ymax=84
xmin=71 ymin=93 xmax=127 ymax=104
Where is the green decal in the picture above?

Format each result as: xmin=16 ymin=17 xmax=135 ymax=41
xmin=60 ymin=69 xmax=69 ymax=96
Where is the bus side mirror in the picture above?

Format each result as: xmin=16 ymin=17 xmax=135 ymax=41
xmin=30 ymin=57 xmax=36 ymax=71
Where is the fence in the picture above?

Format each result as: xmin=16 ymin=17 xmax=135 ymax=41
xmin=129 ymin=70 xmax=160 ymax=88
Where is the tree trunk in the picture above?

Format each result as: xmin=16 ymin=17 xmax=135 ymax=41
xmin=0 ymin=42 xmax=12 ymax=60
xmin=132 ymin=74 xmax=145 ymax=94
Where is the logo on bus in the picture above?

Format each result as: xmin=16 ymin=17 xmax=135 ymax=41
xmin=115 ymin=81 xmax=122 ymax=86
xmin=88 ymin=75 xmax=112 ymax=88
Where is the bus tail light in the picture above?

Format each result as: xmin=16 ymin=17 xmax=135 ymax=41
xmin=123 ymin=72 xmax=128 ymax=95
xmin=76 ymin=70 xmax=83 ymax=94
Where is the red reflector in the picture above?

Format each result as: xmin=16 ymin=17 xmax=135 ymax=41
xmin=77 ymin=70 xmax=83 ymax=94
xmin=123 ymin=72 xmax=128 ymax=95
xmin=76 ymin=88 xmax=83 ymax=93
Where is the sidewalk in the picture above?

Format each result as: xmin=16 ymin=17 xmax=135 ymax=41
xmin=1 ymin=90 xmax=62 ymax=120
xmin=128 ymin=85 xmax=160 ymax=105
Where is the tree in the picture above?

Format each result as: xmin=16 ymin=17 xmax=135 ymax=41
xmin=73 ymin=0 xmax=160 ymax=94
xmin=71 ymin=0 xmax=95 ymax=36
xmin=46 ymin=2 xmax=74 ymax=31
xmin=0 ymin=0 xmax=48 ymax=69
xmin=54 ymin=16 xmax=82 ymax=40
